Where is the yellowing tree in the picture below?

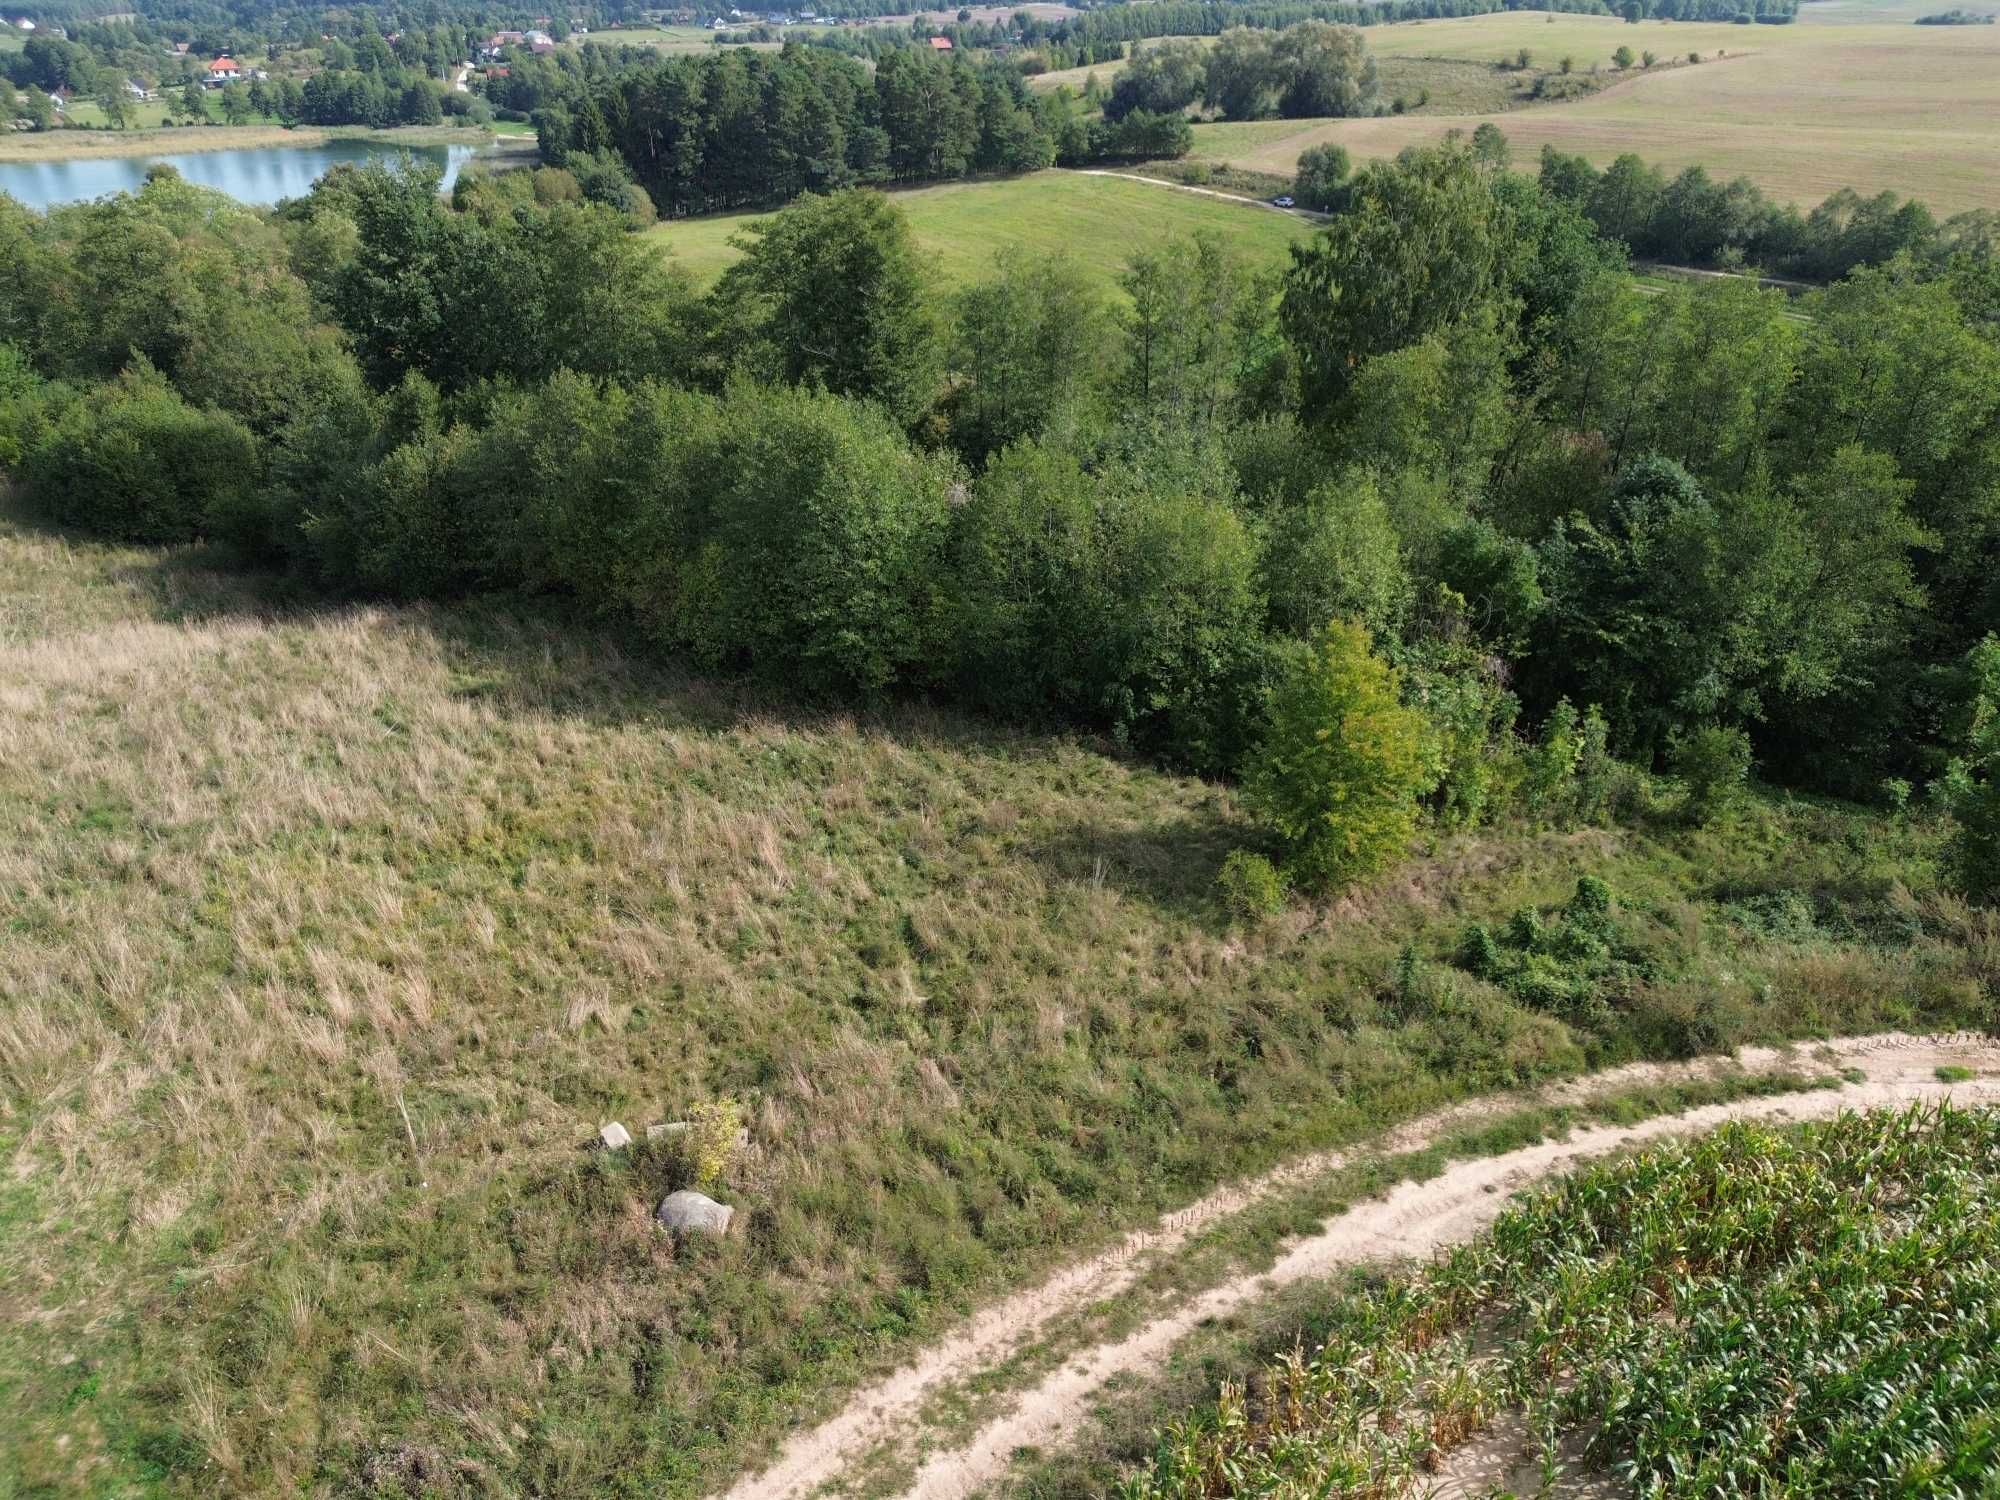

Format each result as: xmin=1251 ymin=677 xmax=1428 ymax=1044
xmin=1243 ymin=619 xmax=1428 ymax=893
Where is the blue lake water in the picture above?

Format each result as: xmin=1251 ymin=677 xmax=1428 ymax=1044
xmin=0 ymin=138 xmax=478 ymax=211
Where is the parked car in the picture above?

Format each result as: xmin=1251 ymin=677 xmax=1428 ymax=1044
xmin=1272 ymin=194 xmax=1295 ymax=208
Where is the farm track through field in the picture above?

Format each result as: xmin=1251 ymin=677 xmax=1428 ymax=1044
xmin=1068 ymin=168 xmax=1327 ymax=221
xmin=715 ymin=1031 xmax=2000 ymax=1500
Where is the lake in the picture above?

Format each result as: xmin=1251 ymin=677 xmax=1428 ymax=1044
xmin=0 ymin=139 xmax=479 ymax=212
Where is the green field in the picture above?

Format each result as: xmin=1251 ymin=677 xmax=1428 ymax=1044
xmin=647 ymin=170 xmax=1314 ymax=290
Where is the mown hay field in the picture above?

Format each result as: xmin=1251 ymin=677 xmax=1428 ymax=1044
xmin=3 ymin=503 xmax=1996 ymax=1498
xmin=646 ymin=169 xmax=1314 ymax=289
xmin=1204 ymin=12 xmax=2000 ymax=212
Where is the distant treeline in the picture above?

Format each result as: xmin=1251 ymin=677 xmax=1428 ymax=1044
xmin=1029 ymin=0 xmax=1797 ymax=51
xmin=799 ymin=0 xmax=1796 ymax=66
xmin=538 ymin=45 xmax=1189 ymax=217
xmin=1914 ymin=7 xmax=1995 ymax=18
xmin=1536 ymin=142 xmax=2000 ymax=281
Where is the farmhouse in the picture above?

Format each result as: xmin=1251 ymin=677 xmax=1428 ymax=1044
xmin=205 ymin=56 xmax=243 ymax=86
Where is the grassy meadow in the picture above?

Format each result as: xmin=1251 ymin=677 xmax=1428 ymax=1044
xmin=646 ymin=169 xmax=1313 ymax=289
xmin=3 ymin=497 xmax=1998 ymax=1498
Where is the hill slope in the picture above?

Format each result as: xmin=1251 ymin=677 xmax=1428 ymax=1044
xmin=0 ymin=509 xmax=1991 ymax=1497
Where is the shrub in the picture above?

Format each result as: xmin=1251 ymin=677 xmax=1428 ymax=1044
xmin=1216 ymin=850 xmax=1289 ymax=924
xmin=358 ymin=424 xmax=480 ymax=597
xmin=1448 ymin=878 xmax=1651 ymax=1035
xmin=1524 ymin=699 xmax=1584 ymax=820
xmin=676 ymin=384 xmax=957 ymax=697
xmin=664 ymin=1099 xmax=743 ymax=1192
xmin=1242 ymin=620 xmax=1429 ymax=894
xmin=1568 ymin=874 xmax=1613 ymax=922
xmin=1409 ymin=643 xmax=1520 ymax=832
xmin=945 ymin=435 xmax=1268 ymax=773
xmin=1939 ymin=635 xmax=2000 ymax=905
xmin=22 ymin=364 xmax=259 ymax=544
xmin=1669 ymin=725 xmax=1752 ymax=824
xmin=1257 ymin=467 xmax=1410 ymax=639
xmin=1292 ymin=142 xmax=1352 ymax=212
xmin=0 ymin=342 xmax=55 ymax=469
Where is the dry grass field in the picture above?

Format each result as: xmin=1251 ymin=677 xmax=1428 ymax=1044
xmin=5 ymin=502 xmax=1994 ymax=1497
xmin=1028 ymin=9 xmax=2000 ymax=213
xmin=1200 ymin=12 xmax=2000 ymax=212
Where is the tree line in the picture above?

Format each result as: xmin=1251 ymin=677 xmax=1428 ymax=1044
xmin=536 ymin=44 xmax=1191 ymax=218
xmin=776 ymin=0 xmax=1798 ymax=77
xmin=1107 ymin=24 xmax=1379 ymax=123
xmin=1536 ymin=143 xmax=1998 ymax=281
xmin=0 ymin=140 xmax=1995 ymax=904
xmin=1021 ymin=0 xmax=1797 ymax=55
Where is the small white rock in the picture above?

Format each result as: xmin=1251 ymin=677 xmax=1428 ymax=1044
xmin=657 ymin=1189 xmax=735 ymax=1237
xmin=599 ymin=1121 xmax=632 ymax=1150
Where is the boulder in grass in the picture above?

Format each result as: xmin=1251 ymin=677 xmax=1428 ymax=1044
xmin=657 ymin=1190 xmax=735 ymax=1237
xmin=599 ymin=1121 xmax=632 ymax=1150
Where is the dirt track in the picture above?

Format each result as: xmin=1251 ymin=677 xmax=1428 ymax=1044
xmin=715 ymin=1032 xmax=2000 ymax=1500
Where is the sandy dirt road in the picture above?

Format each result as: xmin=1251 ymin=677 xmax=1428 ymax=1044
xmin=717 ymin=1032 xmax=2000 ymax=1500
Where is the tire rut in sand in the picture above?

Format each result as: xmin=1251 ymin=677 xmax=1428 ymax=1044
xmin=718 ymin=1032 xmax=2000 ymax=1500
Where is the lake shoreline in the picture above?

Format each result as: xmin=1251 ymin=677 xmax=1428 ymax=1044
xmin=0 ymin=123 xmax=523 ymax=165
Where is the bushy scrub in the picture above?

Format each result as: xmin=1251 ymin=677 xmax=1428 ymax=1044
xmin=1256 ymin=467 xmax=1410 ymax=639
xmin=1400 ymin=624 xmax=1521 ymax=832
xmin=1124 ymin=1106 xmax=2000 ymax=1499
xmin=1242 ymin=620 xmax=1429 ymax=892
xmin=944 ymin=434 xmax=1268 ymax=771
xmin=1292 ymin=142 xmax=1352 ymax=212
xmin=1670 ymin=723 xmax=1753 ymax=824
xmin=21 ymin=363 xmax=258 ymax=544
xmin=1215 ymin=849 xmax=1288 ymax=924
xmin=454 ymin=373 xmax=716 ymax=604
xmin=1454 ymin=876 xmax=1660 ymax=1034
xmin=1938 ymin=634 xmax=2000 ymax=904
xmin=675 ymin=384 xmax=957 ymax=697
